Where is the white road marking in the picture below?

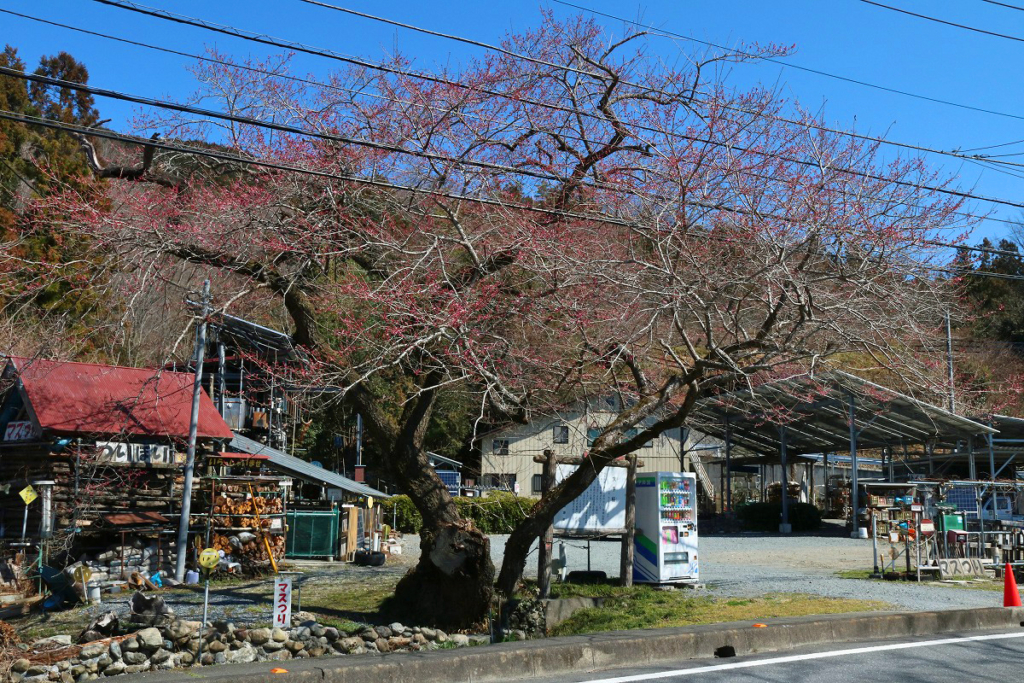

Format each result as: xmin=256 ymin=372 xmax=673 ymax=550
xmin=582 ymin=630 xmax=1024 ymax=682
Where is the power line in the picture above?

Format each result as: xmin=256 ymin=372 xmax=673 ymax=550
xmin=297 ymin=0 xmax=1024 ymax=170
xmin=5 ymin=11 xmax=1023 ymax=236
xmin=10 ymin=59 xmax=1024 ymax=234
xmin=4 ymin=108 xmax=1021 ymax=286
xmin=856 ymin=0 xmax=1024 ymax=43
xmin=980 ymin=0 xmax=1024 ymax=10
xmin=92 ymin=0 xmax=1024 ymax=183
xmin=549 ymin=0 xmax=1024 ymax=123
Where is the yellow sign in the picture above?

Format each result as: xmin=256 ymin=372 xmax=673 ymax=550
xmin=366 ymin=496 xmax=374 ymax=509
xmin=18 ymin=485 xmax=37 ymax=505
xmin=199 ymin=548 xmax=221 ymax=570
xmin=73 ymin=566 xmax=93 ymax=584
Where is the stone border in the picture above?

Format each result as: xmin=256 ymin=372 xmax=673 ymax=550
xmin=103 ymin=607 xmax=1024 ymax=683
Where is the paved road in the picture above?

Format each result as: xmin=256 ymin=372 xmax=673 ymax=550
xmin=529 ymin=630 xmax=1024 ymax=682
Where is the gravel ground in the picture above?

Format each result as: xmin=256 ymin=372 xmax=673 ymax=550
xmin=398 ymin=524 xmax=999 ymax=613
xmin=23 ymin=526 xmax=995 ymax=637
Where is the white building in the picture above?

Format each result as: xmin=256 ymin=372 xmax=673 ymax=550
xmin=479 ymin=397 xmax=715 ymax=501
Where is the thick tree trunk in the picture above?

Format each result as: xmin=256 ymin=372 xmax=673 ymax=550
xmin=393 ymin=520 xmax=494 ymax=630
xmin=360 ymin=385 xmax=495 ymax=629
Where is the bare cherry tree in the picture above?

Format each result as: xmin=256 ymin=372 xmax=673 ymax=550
xmin=31 ymin=15 xmax=965 ymax=626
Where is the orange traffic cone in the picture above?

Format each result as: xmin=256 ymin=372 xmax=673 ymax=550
xmin=1004 ymin=563 xmax=1022 ymax=608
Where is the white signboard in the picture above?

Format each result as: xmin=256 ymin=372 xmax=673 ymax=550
xmin=3 ymin=421 xmax=36 ymax=442
xmin=552 ymin=464 xmax=627 ymax=533
xmin=273 ymin=576 xmax=292 ymax=628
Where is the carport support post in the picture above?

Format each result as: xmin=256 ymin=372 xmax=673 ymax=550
xmin=988 ymin=432 xmax=998 ymax=520
xmin=175 ymin=279 xmax=210 ymax=582
xmin=537 ymin=449 xmax=556 ymax=598
xmin=779 ymin=426 xmax=791 ymax=533
xmin=724 ymin=418 xmax=733 ymax=514
xmin=619 ymin=454 xmax=638 ymax=587
xmin=848 ymin=393 xmax=860 ymax=539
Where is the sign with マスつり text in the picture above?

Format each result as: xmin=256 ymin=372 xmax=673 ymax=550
xmin=4 ymin=421 xmax=36 ymax=442
xmin=273 ymin=576 xmax=292 ymax=628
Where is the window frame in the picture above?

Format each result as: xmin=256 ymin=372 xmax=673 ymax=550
xmin=552 ymin=424 xmax=569 ymax=444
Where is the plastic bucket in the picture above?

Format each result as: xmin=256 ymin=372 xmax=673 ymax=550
xmin=87 ymin=584 xmax=101 ymax=604
xmin=857 ymin=527 xmax=869 ymax=539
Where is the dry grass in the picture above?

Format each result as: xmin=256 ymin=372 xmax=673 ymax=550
xmin=549 ymin=588 xmax=891 ymax=637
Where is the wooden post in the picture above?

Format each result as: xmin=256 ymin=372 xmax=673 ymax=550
xmin=620 ymin=454 xmax=638 ymax=587
xmin=537 ymin=449 xmax=556 ymax=598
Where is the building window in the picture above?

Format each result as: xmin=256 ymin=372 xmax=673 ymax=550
xmin=586 ymin=427 xmax=601 ymax=447
xmin=552 ymin=424 xmax=569 ymax=444
xmin=532 ymin=473 xmax=544 ymax=494
xmin=492 ymin=439 xmax=510 ymax=455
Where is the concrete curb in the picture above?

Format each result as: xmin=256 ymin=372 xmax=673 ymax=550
xmin=118 ymin=607 xmax=1024 ymax=683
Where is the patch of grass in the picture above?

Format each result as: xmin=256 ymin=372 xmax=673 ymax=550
xmin=835 ymin=569 xmax=874 ymax=580
xmin=549 ymin=589 xmax=890 ymax=637
xmin=836 ymin=569 xmax=1003 ymax=592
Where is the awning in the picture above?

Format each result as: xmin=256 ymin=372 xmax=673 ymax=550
xmin=229 ymin=432 xmax=389 ymax=498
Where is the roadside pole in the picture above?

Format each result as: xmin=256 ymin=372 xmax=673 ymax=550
xmin=619 ymin=454 xmax=638 ymax=587
xmin=175 ymin=280 xmax=211 ymax=583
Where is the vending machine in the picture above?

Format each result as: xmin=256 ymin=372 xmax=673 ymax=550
xmin=633 ymin=471 xmax=699 ymax=584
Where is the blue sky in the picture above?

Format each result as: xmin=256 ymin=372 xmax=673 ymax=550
xmin=4 ymin=0 xmax=1024 ymax=245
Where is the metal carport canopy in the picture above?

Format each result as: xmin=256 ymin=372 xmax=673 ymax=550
xmin=687 ymin=370 xmax=995 ymax=456
xmin=230 ymin=432 xmax=390 ymax=498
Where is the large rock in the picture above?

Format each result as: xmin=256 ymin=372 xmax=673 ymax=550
xmin=265 ymin=650 xmax=291 ymax=662
xmin=149 ymin=649 xmax=171 ymax=665
xmin=322 ymin=627 xmax=340 ymax=642
xmin=225 ymin=644 xmax=257 ymax=664
xmin=271 ymin=628 xmax=288 ymax=643
xmin=122 ymin=652 xmax=147 ymax=666
xmin=165 ymin=620 xmax=199 ymax=642
xmin=78 ymin=644 xmax=106 ymax=660
xmin=108 ymin=641 xmax=121 ymax=661
xmin=128 ymin=593 xmax=174 ymax=626
xmin=102 ymin=662 xmax=125 ymax=676
xmin=79 ymin=612 xmax=119 ymax=643
xmin=135 ymin=628 xmax=163 ymax=651
xmin=373 ymin=625 xmax=392 ymax=639
xmin=285 ymin=640 xmax=304 ymax=654
xmin=207 ymin=640 xmax=227 ymax=653
xmin=339 ymin=637 xmax=364 ymax=654
xmin=247 ymin=628 xmax=271 ymax=646
xmin=33 ymin=635 xmax=74 ymax=649
xmin=12 ymin=659 xmax=32 ymax=673
xmin=262 ymin=640 xmax=285 ymax=652
xmin=451 ymin=634 xmax=470 ymax=647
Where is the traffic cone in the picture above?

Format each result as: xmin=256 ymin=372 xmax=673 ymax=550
xmin=1004 ymin=563 xmax=1022 ymax=608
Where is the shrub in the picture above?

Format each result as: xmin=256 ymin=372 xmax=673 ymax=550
xmin=735 ymin=501 xmax=822 ymax=532
xmin=378 ymin=492 xmax=537 ymax=534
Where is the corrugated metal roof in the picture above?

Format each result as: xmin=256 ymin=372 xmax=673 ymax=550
xmin=5 ymin=357 xmax=233 ymax=440
xmin=689 ymin=369 xmax=995 ymax=456
xmin=229 ymin=432 xmax=390 ymax=498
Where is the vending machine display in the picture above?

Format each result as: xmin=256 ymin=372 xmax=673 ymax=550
xmin=633 ymin=472 xmax=698 ymax=584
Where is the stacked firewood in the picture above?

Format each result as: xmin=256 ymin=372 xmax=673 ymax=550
xmin=208 ymin=532 xmax=284 ymax=563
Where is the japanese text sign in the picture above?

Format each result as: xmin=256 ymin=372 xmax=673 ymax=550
xmin=273 ymin=576 xmax=292 ymax=628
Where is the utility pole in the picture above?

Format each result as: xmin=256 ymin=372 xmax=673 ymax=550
xmin=175 ymin=280 xmax=211 ymax=582
xmin=945 ymin=310 xmax=955 ymax=414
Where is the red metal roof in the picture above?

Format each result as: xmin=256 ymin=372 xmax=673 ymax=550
xmin=5 ymin=357 xmax=233 ymax=440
